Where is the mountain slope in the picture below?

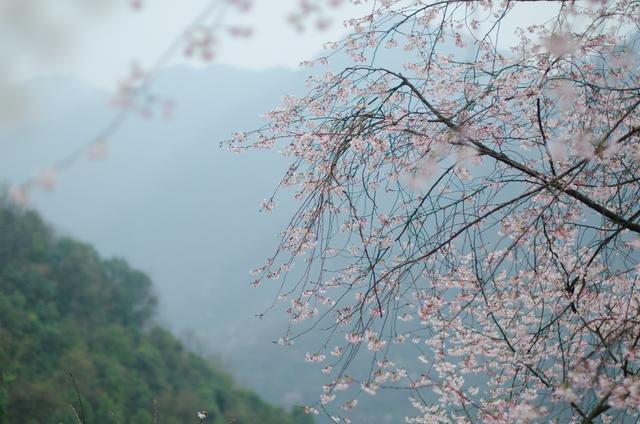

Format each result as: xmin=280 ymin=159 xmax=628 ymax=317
xmin=0 ymin=65 xmax=410 ymax=422
xmin=0 ymin=198 xmax=312 ymax=424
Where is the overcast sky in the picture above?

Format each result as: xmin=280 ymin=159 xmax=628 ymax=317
xmin=5 ymin=0 xmax=365 ymax=89
xmin=4 ymin=0 xmax=560 ymax=90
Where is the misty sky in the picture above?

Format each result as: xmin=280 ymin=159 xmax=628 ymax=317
xmin=5 ymin=0 xmax=560 ymax=90
xmin=7 ymin=0 xmax=365 ymax=89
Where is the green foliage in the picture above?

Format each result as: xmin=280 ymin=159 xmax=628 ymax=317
xmin=0 ymin=201 xmax=313 ymax=424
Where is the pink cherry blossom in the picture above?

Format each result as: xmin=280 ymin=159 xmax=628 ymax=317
xmin=228 ymin=1 xmax=640 ymax=422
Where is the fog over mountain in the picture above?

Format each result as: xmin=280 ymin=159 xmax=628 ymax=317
xmin=0 ymin=63 xmax=411 ymax=423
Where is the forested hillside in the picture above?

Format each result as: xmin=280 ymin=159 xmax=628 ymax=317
xmin=0 ymin=200 xmax=312 ymax=424
xmin=0 ymin=70 xmax=405 ymax=423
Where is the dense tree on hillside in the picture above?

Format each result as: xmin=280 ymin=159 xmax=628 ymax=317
xmin=0 ymin=199 xmax=312 ymax=424
xmin=230 ymin=1 xmax=640 ymax=422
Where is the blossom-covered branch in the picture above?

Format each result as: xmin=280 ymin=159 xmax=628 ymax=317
xmin=230 ymin=1 xmax=640 ymax=422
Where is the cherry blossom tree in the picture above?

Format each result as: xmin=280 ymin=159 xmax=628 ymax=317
xmin=230 ymin=1 xmax=640 ymax=422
